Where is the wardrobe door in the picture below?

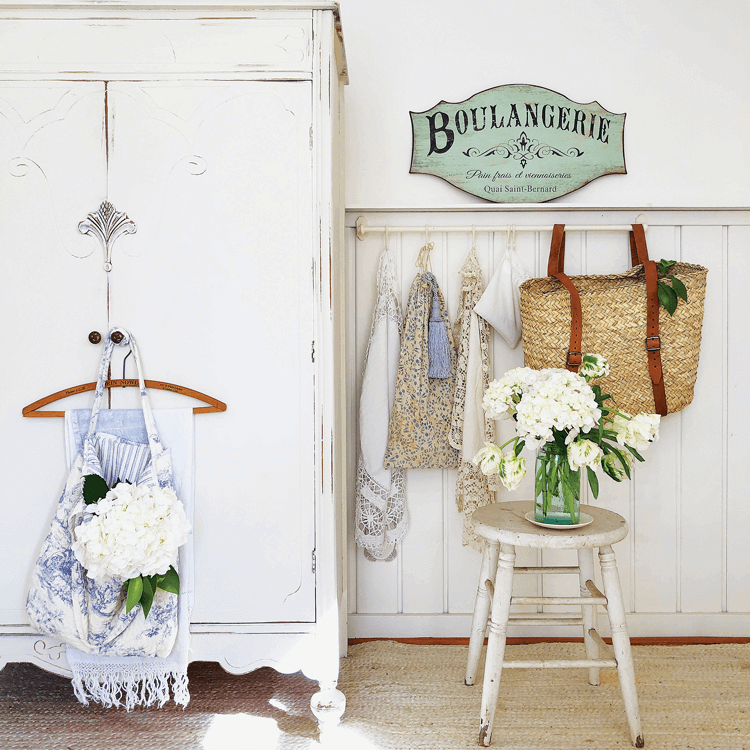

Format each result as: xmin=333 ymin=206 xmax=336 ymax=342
xmin=106 ymin=81 xmax=316 ymax=623
xmin=0 ymin=82 xmax=107 ymax=623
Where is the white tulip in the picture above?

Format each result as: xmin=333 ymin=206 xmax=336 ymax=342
xmin=579 ymin=353 xmax=610 ymax=381
xmin=567 ymin=439 xmax=604 ymax=471
xmin=602 ymin=452 xmax=631 ymax=481
xmin=498 ymin=452 xmax=527 ymax=491
xmin=473 ymin=442 xmax=503 ymax=475
xmin=613 ymin=412 xmax=660 ymax=452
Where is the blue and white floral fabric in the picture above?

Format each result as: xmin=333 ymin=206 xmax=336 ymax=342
xmin=26 ymin=328 xmax=193 ymax=709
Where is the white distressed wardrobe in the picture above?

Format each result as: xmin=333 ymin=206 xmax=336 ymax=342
xmin=0 ymin=0 xmax=348 ymax=724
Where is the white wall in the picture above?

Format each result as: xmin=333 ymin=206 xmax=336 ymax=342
xmin=346 ymin=210 xmax=750 ymax=639
xmin=341 ymin=1 xmax=750 ymax=638
xmin=342 ymin=0 xmax=750 ymax=208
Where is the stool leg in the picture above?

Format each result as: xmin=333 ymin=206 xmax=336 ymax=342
xmin=599 ymin=544 xmax=644 ymax=748
xmin=478 ymin=543 xmax=515 ymax=747
xmin=466 ymin=541 xmax=500 ymax=686
xmin=577 ymin=546 xmax=600 ymax=686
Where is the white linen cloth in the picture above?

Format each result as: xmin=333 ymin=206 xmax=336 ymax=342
xmin=355 ymin=247 xmax=406 ymax=561
xmin=474 ymin=237 xmax=531 ymax=348
xmin=449 ymin=250 xmax=499 ymax=550
xmin=64 ymin=407 xmax=194 ymax=709
xmin=462 ymin=311 xmax=489 ymax=467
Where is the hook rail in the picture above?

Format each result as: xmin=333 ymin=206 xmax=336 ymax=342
xmin=355 ymin=216 xmax=648 ymax=241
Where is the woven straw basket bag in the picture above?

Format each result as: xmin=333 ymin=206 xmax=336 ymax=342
xmin=519 ymin=224 xmax=707 ymax=416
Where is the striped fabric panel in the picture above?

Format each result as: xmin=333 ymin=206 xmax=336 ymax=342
xmin=96 ymin=434 xmax=152 ymax=487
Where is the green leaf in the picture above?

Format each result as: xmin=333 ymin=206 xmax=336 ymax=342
xmin=552 ymin=430 xmax=566 ymax=451
xmin=126 ymin=575 xmax=143 ymax=613
xmin=658 ymin=281 xmax=678 ymax=316
xmin=140 ymin=576 xmax=155 ymax=619
xmin=156 ymin=566 xmax=180 ymax=595
xmin=602 ymin=461 xmax=620 ymax=482
xmin=514 ymin=440 xmax=525 ymax=457
xmin=587 ymin=466 xmax=599 ymax=499
xmin=624 ymin=444 xmax=645 ymax=463
xmin=83 ymin=474 xmax=109 ymax=505
xmin=609 ymin=446 xmax=632 ymax=479
xmin=658 ymin=259 xmax=676 ymax=276
xmin=669 ymin=275 xmax=688 ymax=302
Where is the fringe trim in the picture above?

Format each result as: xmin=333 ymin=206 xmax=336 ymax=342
xmin=71 ymin=665 xmax=189 ymax=711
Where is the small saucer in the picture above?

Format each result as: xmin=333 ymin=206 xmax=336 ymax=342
xmin=524 ymin=511 xmax=594 ymax=530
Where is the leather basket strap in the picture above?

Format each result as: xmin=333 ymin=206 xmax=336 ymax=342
xmin=551 ymin=271 xmax=583 ymax=372
xmin=545 ymin=223 xmax=668 ymax=414
xmin=633 ymin=224 xmax=668 ymax=416
xmin=547 ymin=225 xmax=581 ymax=371
xmin=629 ymin=225 xmax=650 ymax=266
xmin=547 ymin=224 xmax=566 ymax=275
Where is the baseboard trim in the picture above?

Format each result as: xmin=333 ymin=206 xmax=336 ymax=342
xmin=349 ymin=636 xmax=750 ymax=646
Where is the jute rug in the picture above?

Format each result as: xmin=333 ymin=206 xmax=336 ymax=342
xmin=2 ymin=641 xmax=749 ymax=749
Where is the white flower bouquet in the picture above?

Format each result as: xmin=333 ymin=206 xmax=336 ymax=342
xmin=72 ymin=476 xmax=191 ymax=618
xmin=474 ymin=354 xmax=660 ymax=523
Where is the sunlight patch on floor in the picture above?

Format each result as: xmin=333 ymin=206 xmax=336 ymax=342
xmin=313 ymin=726 xmax=381 ymax=750
xmin=202 ymin=714 xmax=280 ymax=749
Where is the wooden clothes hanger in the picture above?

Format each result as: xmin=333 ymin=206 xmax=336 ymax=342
xmin=22 ymin=331 xmax=227 ymax=417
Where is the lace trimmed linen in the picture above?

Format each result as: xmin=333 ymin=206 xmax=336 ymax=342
xmin=355 ymin=249 xmax=407 ymax=561
xmin=384 ymin=271 xmax=459 ymax=470
xmin=449 ymin=250 xmax=500 ymax=551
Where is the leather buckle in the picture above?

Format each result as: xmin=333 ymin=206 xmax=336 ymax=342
xmin=566 ymin=351 xmax=582 ymax=367
xmin=645 ymin=336 xmax=661 ymax=352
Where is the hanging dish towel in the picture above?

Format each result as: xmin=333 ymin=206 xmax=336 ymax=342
xmin=474 ymin=228 xmax=531 ymax=348
xmin=26 ymin=328 xmax=193 ymax=709
xmin=383 ymin=271 xmax=459 ymax=470
xmin=355 ymin=247 xmax=407 ymax=561
xmin=449 ymin=250 xmax=500 ymax=550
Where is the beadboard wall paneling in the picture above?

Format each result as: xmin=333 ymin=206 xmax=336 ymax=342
xmin=346 ymin=210 xmax=750 ymax=639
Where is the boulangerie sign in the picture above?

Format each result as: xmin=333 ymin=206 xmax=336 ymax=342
xmin=410 ymin=84 xmax=626 ymax=202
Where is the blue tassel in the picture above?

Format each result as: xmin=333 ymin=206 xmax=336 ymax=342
xmin=428 ymin=286 xmax=451 ymax=378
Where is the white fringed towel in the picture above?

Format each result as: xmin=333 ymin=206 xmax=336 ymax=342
xmin=355 ymin=248 xmax=406 ymax=561
xmin=63 ymin=407 xmax=195 ymax=710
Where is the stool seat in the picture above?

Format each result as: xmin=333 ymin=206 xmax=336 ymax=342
xmin=472 ymin=501 xmax=628 ymax=550
xmin=466 ymin=500 xmax=643 ymax=749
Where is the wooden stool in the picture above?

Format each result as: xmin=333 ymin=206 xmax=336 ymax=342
xmin=466 ymin=500 xmax=644 ymax=748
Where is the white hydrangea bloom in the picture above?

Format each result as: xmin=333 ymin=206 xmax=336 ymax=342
xmin=72 ymin=483 xmax=191 ymax=581
xmin=579 ymin=353 xmax=609 ymax=381
xmin=515 ymin=370 xmax=601 ymax=449
xmin=612 ymin=412 xmax=660 ymax=452
xmin=482 ymin=367 xmax=541 ymax=420
xmin=567 ymin=439 xmax=604 ymax=471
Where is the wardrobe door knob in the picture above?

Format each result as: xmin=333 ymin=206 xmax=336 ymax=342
xmin=110 ymin=331 xmax=125 ymax=344
xmin=88 ymin=331 xmax=102 ymax=344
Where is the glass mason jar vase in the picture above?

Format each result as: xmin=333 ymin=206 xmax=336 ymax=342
xmin=534 ymin=443 xmax=581 ymax=525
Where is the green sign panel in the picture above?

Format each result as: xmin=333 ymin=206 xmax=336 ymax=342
xmin=410 ymin=84 xmax=626 ymax=202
